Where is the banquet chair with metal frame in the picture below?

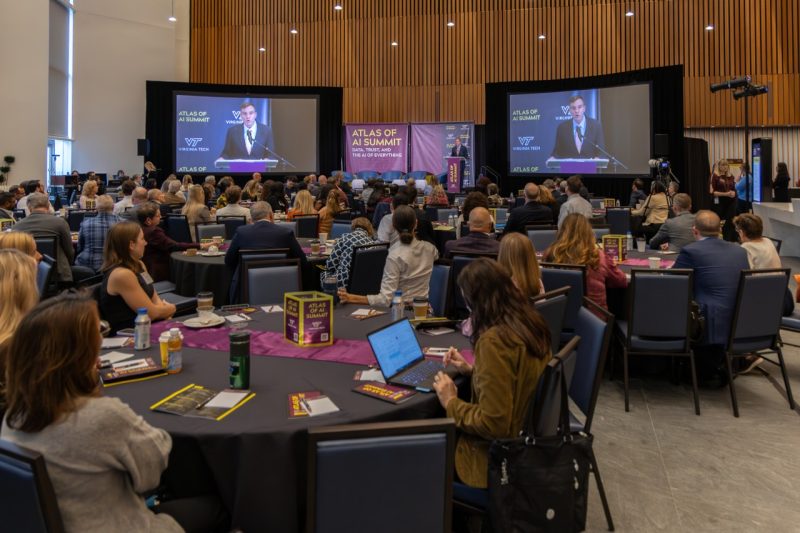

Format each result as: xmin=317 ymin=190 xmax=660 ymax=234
xmin=346 ymin=243 xmax=389 ymax=296
xmin=242 ymin=258 xmax=301 ymax=306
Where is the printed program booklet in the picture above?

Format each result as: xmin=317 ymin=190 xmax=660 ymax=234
xmin=150 ymin=384 xmax=255 ymax=421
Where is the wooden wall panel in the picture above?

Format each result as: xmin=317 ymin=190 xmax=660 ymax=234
xmin=191 ymin=0 xmax=800 ymax=127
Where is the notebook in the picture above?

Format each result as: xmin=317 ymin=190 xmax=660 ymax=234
xmin=367 ymin=318 xmax=456 ymax=392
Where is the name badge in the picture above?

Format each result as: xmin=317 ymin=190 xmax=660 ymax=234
xmin=713 ymin=197 xmax=719 ymax=205
xmin=140 ymin=272 xmax=154 ymax=285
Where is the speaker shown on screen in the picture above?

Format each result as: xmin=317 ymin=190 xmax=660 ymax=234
xmin=137 ymin=138 xmax=150 ymax=157
xmin=654 ymin=134 xmax=669 ymax=156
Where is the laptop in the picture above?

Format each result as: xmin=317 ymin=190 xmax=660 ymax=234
xmin=367 ymin=318 xmax=457 ymax=392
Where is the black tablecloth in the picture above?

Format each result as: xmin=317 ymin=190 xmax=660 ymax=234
xmin=105 ymin=305 xmax=470 ymax=532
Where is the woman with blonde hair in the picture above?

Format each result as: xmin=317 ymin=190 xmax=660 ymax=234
xmin=498 ymin=232 xmax=544 ymax=298
xmin=287 ymin=189 xmax=317 ymax=220
xmin=428 ymin=184 xmax=449 ymax=206
xmin=317 ymin=189 xmax=343 ymax=235
xmin=181 ymin=184 xmax=214 ymax=241
xmin=536 ymin=185 xmax=560 ymax=224
xmin=543 ymin=213 xmax=627 ymax=311
xmin=180 ymin=174 xmax=193 ymax=193
xmin=79 ymin=180 xmax=99 ymax=209
xmin=241 ymin=178 xmax=261 ymax=202
xmin=0 ymin=231 xmax=42 ymax=262
xmin=0 ymin=249 xmax=39 ymax=349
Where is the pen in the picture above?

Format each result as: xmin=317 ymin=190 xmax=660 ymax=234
xmin=300 ymin=397 xmax=313 ymax=415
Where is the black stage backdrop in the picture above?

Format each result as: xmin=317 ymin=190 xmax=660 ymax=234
xmin=485 ymin=65 xmax=685 ymax=204
xmin=145 ymin=81 xmax=343 ymax=183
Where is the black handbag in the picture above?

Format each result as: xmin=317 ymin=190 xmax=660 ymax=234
xmin=487 ymin=360 xmax=593 ymax=533
xmin=689 ymin=300 xmax=706 ymax=343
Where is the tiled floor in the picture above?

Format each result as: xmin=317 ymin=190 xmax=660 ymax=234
xmin=584 ymin=257 xmax=800 ymax=532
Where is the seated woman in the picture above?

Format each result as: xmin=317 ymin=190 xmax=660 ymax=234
xmin=428 ymin=184 xmax=449 ymax=207
xmin=287 ymin=189 xmax=317 ymax=220
xmin=0 ymin=230 xmax=42 ymax=262
xmin=0 ymin=249 xmax=39 ymax=416
xmin=0 ymin=292 xmax=198 ymax=532
xmin=99 ymin=221 xmax=176 ymax=334
xmin=734 ymin=213 xmax=781 ymax=269
xmin=543 ymin=213 xmax=627 ymax=312
xmin=138 ymin=202 xmax=207 ymax=282
xmin=498 ymin=232 xmax=544 ymax=298
xmin=631 ymin=181 xmax=669 ymax=240
xmin=241 ymin=178 xmax=261 ymax=202
xmin=264 ymin=181 xmax=289 ymax=214
xmin=182 ymin=184 xmax=214 ymax=242
xmin=536 ymin=184 xmax=560 ymax=225
xmin=79 ymin=179 xmax=99 ymax=209
xmin=320 ymin=217 xmax=376 ymax=289
xmin=486 ymin=183 xmax=504 ymax=207
xmin=431 ymin=258 xmax=551 ymax=488
xmin=317 ymin=190 xmax=344 ymax=236
xmin=338 ymin=205 xmax=439 ymax=307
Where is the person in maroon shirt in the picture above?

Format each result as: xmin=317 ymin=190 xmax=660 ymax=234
xmin=137 ymin=202 xmax=209 ymax=282
xmin=709 ymin=159 xmax=737 ymax=241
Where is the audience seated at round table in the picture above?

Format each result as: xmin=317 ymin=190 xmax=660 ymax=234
xmin=320 ymin=216 xmax=376 ymax=289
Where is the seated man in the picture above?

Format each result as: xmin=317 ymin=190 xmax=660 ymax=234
xmin=138 ymin=202 xmax=206 ymax=282
xmin=557 ymin=175 xmax=593 ymax=228
xmin=113 ymin=179 xmax=136 ymax=215
xmin=163 ymin=179 xmax=187 ymax=205
xmin=649 ymin=193 xmax=695 ymax=252
xmin=0 ymin=191 xmax=16 ymax=220
xmin=673 ymin=210 xmax=749 ymax=384
xmin=444 ymin=207 xmax=500 ymax=257
xmin=224 ymin=201 xmax=307 ymax=301
xmin=215 ymin=185 xmax=252 ymax=223
xmin=628 ymin=178 xmax=648 ymax=207
xmin=117 ymin=187 xmax=149 ymax=222
xmin=502 ymin=183 xmax=553 ymax=235
xmin=76 ymin=195 xmax=119 ymax=272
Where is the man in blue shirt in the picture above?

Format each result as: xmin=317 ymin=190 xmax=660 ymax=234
xmin=76 ymin=195 xmax=119 ymax=272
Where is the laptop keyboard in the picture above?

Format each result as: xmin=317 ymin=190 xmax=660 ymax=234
xmin=396 ymin=360 xmax=443 ymax=386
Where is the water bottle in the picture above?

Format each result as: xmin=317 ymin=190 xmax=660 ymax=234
xmin=448 ymin=214 xmax=455 ymax=227
xmin=322 ymin=274 xmax=339 ymax=306
xmin=626 ymin=231 xmax=633 ymax=252
xmin=167 ymin=328 xmax=183 ymax=374
xmin=134 ymin=308 xmax=151 ymax=350
xmin=229 ymin=332 xmax=251 ymax=390
xmin=391 ymin=290 xmax=404 ymax=321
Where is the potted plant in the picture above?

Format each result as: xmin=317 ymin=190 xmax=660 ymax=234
xmin=0 ymin=155 xmax=15 ymax=189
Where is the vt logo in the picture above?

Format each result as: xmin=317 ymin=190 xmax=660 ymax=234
xmin=518 ymin=136 xmax=535 ymax=146
xmin=561 ymin=106 xmax=571 ymax=115
xmin=232 ymin=110 xmax=241 ymax=120
xmin=184 ymin=138 xmax=203 ymax=147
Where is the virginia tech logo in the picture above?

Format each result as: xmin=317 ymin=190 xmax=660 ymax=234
xmin=232 ymin=110 xmax=241 ymax=120
xmin=561 ymin=105 xmax=571 ymax=115
xmin=184 ymin=138 xmax=203 ymax=147
xmin=518 ymin=136 xmax=535 ymax=146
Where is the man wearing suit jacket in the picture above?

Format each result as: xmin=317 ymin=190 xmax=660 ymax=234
xmin=549 ymin=95 xmax=606 ymax=159
xmin=503 ymin=183 xmax=554 ymax=235
xmin=225 ymin=201 xmax=307 ymax=302
xmin=673 ymin=210 xmax=750 ymax=384
xmin=649 ymin=193 xmax=696 ymax=252
xmin=450 ymin=137 xmax=469 ymax=159
xmin=219 ymin=102 xmax=275 ymax=160
xmin=445 ymin=207 xmax=500 ymax=257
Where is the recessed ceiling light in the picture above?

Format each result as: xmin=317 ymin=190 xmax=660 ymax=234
xmin=290 ymin=28 xmax=298 ymax=35
xmin=447 ymin=21 xmax=455 ymax=28
xmin=334 ymin=4 xmax=343 ymax=10
xmin=705 ymin=24 xmax=714 ymax=31
xmin=258 ymin=47 xmax=266 ymax=52
xmin=625 ymin=11 xmax=634 ymax=17
xmin=538 ymin=34 xmax=546 ymax=40
xmin=168 ymin=15 xmax=177 ymax=22
xmin=391 ymin=41 xmax=398 ymax=46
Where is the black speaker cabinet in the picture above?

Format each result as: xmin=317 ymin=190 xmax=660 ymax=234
xmin=137 ymin=138 xmax=150 ymax=157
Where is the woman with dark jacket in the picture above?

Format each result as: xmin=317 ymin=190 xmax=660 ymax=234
xmin=773 ymin=162 xmax=791 ymax=202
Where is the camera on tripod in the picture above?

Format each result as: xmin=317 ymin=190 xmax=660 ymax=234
xmin=648 ymin=157 xmax=670 ymax=174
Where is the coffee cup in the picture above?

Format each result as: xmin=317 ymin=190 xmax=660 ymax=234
xmin=413 ymin=297 xmax=429 ymax=319
xmin=636 ymin=238 xmax=646 ymax=253
xmin=648 ymin=257 xmax=661 ymax=269
xmin=310 ymin=240 xmax=321 ymax=254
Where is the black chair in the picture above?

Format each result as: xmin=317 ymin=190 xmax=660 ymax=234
xmin=333 ymin=210 xmax=353 ymax=223
xmin=764 ymin=236 xmax=782 ymax=253
xmin=606 ymin=208 xmax=631 ymax=235
xmin=242 ymin=259 xmax=302 ymax=305
xmin=229 ymin=248 xmax=290 ymax=304
xmin=194 ymin=222 xmax=226 ymax=242
xmin=216 ymin=216 xmax=247 ymax=239
xmin=531 ymin=286 xmax=570 ymax=355
xmin=36 ymin=255 xmax=57 ymax=298
xmin=34 ymin=237 xmax=58 ymax=262
xmin=13 ymin=208 xmax=26 ymax=220
xmin=159 ymin=292 xmax=198 ymax=318
xmin=295 ymin=214 xmax=320 ymax=238
xmin=592 ymin=224 xmax=611 ymax=241
xmin=450 ymin=253 xmax=498 ymax=319
xmin=616 ymin=269 xmax=699 ymax=415
xmin=165 ymin=214 xmax=192 ymax=244
xmin=724 ymin=268 xmax=794 ymax=417
xmin=540 ymin=263 xmax=587 ymax=344
xmin=67 ymin=209 xmax=95 ymax=232
xmin=346 ymin=243 xmax=390 ymax=296
xmin=307 ymin=419 xmax=455 ymax=533
xmin=526 ymin=225 xmax=559 ymax=252
xmin=0 ymin=439 xmax=65 ymax=533
xmin=429 ymin=260 xmax=451 ymax=318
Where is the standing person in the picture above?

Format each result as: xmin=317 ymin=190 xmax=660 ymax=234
xmin=431 ymin=258 xmax=551 ymax=488
xmin=709 ymin=159 xmax=737 ymax=241
xmin=735 ymin=163 xmax=753 ymax=214
xmin=76 ymin=195 xmax=119 ymax=272
xmin=773 ymin=162 xmax=791 ymax=202
xmin=182 ymin=184 xmax=214 ymax=242
xmin=219 ymin=101 xmax=275 ymax=160
xmin=549 ymin=94 xmax=605 ymax=159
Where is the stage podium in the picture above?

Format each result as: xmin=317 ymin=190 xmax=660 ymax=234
xmin=546 ymin=158 xmax=609 ymax=174
xmin=445 ymin=156 xmax=466 ymax=193
xmin=214 ymin=158 xmax=278 ymax=172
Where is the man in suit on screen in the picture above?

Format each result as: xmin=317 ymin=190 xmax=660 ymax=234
xmin=549 ymin=95 xmax=605 ymax=159
xmin=219 ymin=102 xmax=275 ymax=160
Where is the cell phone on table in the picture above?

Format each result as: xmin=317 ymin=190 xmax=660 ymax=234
xmin=116 ymin=328 xmax=136 ymax=337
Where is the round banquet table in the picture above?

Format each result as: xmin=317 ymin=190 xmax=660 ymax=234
xmin=104 ymin=303 xmax=470 ymax=533
xmin=169 ymin=238 xmax=329 ymax=307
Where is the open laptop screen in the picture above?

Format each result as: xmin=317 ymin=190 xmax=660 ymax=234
xmin=367 ymin=319 xmax=424 ymax=379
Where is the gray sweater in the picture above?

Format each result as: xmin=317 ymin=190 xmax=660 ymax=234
xmin=1 ymin=396 xmax=182 ymax=532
